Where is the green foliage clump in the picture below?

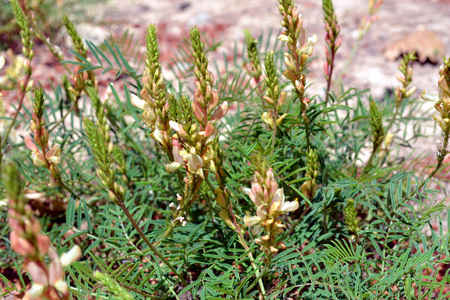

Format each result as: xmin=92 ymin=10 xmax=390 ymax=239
xmin=1 ymin=0 xmax=450 ymax=299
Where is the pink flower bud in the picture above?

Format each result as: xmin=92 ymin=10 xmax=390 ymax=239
xmin=10 ymin=231 xmax=35 ymax=256
xmin=25 ymin=136 xmax=38 ymax=152
xmin=8 ymin=217 xmax=23 ymax=235
xmin=139 ymin=88 xmax=152 ymax=103
xmin=26 ymin=262 xmax=49 ymax=286
xmin=249 ymin=183 xmax=263 ymax=207
xmin=27 ymin=217 xmax=42 ymax=235
xmin=45 ymin=145 xmax=61 ymax=165
xmin=335 ymin=37 xmax=342 ymax=49
xmin=323 ymin=61 xmax=330 ymax=78
xmin=49 ymin=260 xmax=63 ymax=285
xmin=194 ymin=89 xmax=205 ymax=106
xmin=205 ymin=82 xmax=212 ymax=99
xmin=30 ymin=121 xmax=37 ymax=132
xmin=265 ymin=170 xmax=279 ymax=197
xmin=172 ymin=139 xmax=184 ymax=164
xmin=203 ymin=122 xmax=215 ymax=138
xmin=36 ymin=235 xmax=50 ymax=255
xmin=211 ymin=102 xmax=228 ymax=122
xmin=325 ymin=47 xmax=331 ymax=61
xmin=209 ymin=90 xmax=219 ymax=112
xmin=192 ymin=99 xmax=206 ymax=122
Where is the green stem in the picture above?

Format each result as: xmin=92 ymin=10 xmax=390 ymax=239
xmin=247 ymin=253 xmax=272 ymax=294
xmin=271 ymin=110 xmax=278 ymax=152
xmin=60 ymin=182 xmax=76 ymax=196
xmin=362 ymin=139 xmax=384 ymax=176
xmin=416 ymin=144 xmax=448 ymax=193
xmin=322 ymin=202 xmax=328 ymax=234
xmin=235 ymin=231 xmax=266 ymax=296
xmin=48 ymin=97 xmax=80 ymax=133
xmin=278 ymin=205 xmax=310 ymax=242
xmin=385 ymin=104 xmax=401 ymax=134
xmin=336 ymin=36 xmax=362 ymax=87
xmin=324 ymin=50 xmax=336 ymax=105
xmin=117 ymin=201 xmax=188 ymax=288
xmin=207 ymin=175 xmax=266 ymax=295
xmin=0 ymin=74 xmax=31 ymax=169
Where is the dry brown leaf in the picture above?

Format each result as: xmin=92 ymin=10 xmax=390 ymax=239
xmin=384 ymin=30 xmax=446 ymax=63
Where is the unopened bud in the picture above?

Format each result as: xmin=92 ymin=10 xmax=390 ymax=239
xmin=405 ymin=86 xmax=416 ymax=97
xmin=107 ymin=190 xmax=116 ymax=202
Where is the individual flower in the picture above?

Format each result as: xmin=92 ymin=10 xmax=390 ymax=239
xmin=298 ymin=34 xmax=318 ymax=56
xmin=245 ymin=186 xmax=299 ymax=228
xmin=60 ymin=245 xmax=82 ymax=267
xmin=244 ymin=167 xmax=299 ymax=254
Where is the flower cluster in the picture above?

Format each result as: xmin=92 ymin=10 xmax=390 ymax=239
xmin=422 ymin=57 xmax=450 ymax=162
xmin=359 ymin=0 xmax=383 ymax=38
xmin=300 ymin=148 xmax=319 ymax=201
xmin=132 ymin=26 xmax=229 ymax=227
xmin=244 ymin=167 xmax=299 ymax=255
xmin=244 ymin=31 xmax=263 ymax=87
xmin=133 ymin=24 xmax=172 ymax=153
xmin=278 ymin=0 xmax=318 ymax=101
xmin=278 ymin=0 xmax=317 ymax=149
xmin=25 ymin=88 xmax=62 ymax=187
xmin=394 ymin=52 xmax=416 ymax=108
xmin=261 ymin=51 xmax=288 ymax=131
xmin=165 ymin=27 xmax=228 ymax=213
xmin=322 ymin=0 xmax=341 ymax=103
xmin=385 ymin=52 xmax=416 ymax=135
xmin=4 ymin=164 xmax=81 ymax=300
xmin=83 ymin=96 xmax=125 ymax=205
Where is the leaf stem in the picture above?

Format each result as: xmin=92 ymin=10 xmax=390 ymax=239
xmin=0 ymin=75 xmax=31 ymax=169
xmin=117 ymin=201 xmax=189 ymax=288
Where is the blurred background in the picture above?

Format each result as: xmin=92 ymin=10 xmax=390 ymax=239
xmin=1 ymin=0 xmax=450 ymax=148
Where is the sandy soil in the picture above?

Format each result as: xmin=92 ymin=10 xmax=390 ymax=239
xmin=100 ymin=0 xmax=450 ymax=98
xmin=94 ymin=0 xmax=450 ymax=151
xmin=1 ymin=0 xmax=449 ymax=175
xmin=1 ymin=0 xmax=449 ymax=183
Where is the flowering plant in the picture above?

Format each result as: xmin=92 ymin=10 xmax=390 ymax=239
xmin=1 ymin=0 xmax=450 ymax=299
